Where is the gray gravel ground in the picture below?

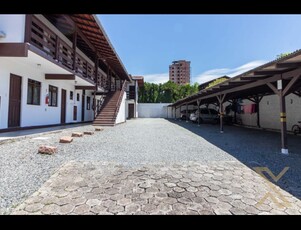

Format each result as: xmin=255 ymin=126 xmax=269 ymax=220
xmin=0 ymin=118 xmax=301 ymax=214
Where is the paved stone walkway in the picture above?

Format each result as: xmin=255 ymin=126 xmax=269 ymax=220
xmin=12 ymin=161 xmax=301 ymax=215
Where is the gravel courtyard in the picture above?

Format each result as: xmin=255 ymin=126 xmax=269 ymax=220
xmin=1 ymin=118 xmax=301 ymax=214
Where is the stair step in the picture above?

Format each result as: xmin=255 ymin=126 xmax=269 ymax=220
xmin=94 ymin=118 xmax=115 ymax=121
xmin=94 ymin=89 xmax=124 ymax=126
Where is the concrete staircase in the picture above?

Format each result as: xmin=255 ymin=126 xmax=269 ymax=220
xmin=93 ymin=90 xmax=123 ymax=126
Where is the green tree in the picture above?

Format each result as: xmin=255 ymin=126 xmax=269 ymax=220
xmin=205 ymin=77 xmax=228 ymax=89
xmin=276 ymin=52 xmax=291 ymax=59
xmin=138 ymin=81 xmax=199 ymax=103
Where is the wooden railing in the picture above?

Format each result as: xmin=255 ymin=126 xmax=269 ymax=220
xmin=126 ymin=91 xmax=136 ymax=100
xmin=113 ymin=81 xmax=127 ymax=119
xmin=29 ymin=16 xmax=100 ymax=84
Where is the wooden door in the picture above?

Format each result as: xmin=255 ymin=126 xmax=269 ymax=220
xmin=81 ymin=94 xmax=85 ymax=121
xmin=128 ymin=104 xmax=134 ymax=119
xmin=8 ymin=74 xmax=22 ymax=128
xmin=73 ymin=106 xmax=77 ymax=121
xmin=61 ymin=89 xmax=66 ymax=124
xmin=82 ymin=94 xmax=86 ymax=121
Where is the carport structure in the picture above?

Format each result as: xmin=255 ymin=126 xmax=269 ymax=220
xmin=170 ymin=50 xmax=301 ymax=154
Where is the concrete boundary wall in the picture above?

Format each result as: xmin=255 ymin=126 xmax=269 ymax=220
xmin=138 ymin=103 xmax=171 ymax=118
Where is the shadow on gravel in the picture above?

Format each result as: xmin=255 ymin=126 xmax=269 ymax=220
xmin=0 ymin=123 xmax=92 ymax=139
xmin=167 ymin=118 xmax=301 ymax=200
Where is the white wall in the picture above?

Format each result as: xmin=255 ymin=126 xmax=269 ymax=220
xmin=239 ymin=100 xmax=257 ymax=127
xmin=125 ymin=100 xmax=129 ymax=119
xmin=0 ymin=66 xmax=10 ymax=129
xmin=125 ymin=79 xmax=139 ymax=119
xmin=116 ymin=92 xmax=126 ymax=124
xmin=0 ymin=15 xmax=25 ymax=43
xmin=135 ymin=80 xmax=139 ymax=117
xmin=0 ymin=58 xmax=94 ymax=129
xmin=235 ymin=94 xmax=301 ymax=131
xmin=138 ymin=103 xmax=171 ymax=118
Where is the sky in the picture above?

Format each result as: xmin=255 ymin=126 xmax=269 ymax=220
xmin=97 ymin=15 xmax=301 ymax=84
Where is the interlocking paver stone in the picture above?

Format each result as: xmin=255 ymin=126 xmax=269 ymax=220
xmin=24 ymin=203 xmax=44 ymax=213
xmin=91 ymin=205 xmax=107 ymax=214
xmin=186 ymin=187 xmax=198 ymax=193
xmin=57 ymin=204 xmax=75 ymax=215
xmin=177 ymin=182 xmax=190 ymax=188
xmin=86 ymin=199 xmax=101 ymax=207
xmin=165 ymin=183 xmax=176 ymax=188
xmin=11 ymin=160 xmax=301 ymax=215
xmin=117 ymin=198 xmax=132 ymax=206
xmin=108 ymin=205 xmax=124 ymax=214
xmin=73 ymin=204 xmax=90 ymax=214
xmin=173 ymin=187 xmax=185 ymax=193
xmin=41 ymin=204 xmax=60 ymax=215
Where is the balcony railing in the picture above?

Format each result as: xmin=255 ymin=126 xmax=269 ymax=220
xmin=28 ymin=16 xmax=100 ymax=84
xmin=126 ymin=91 xmax=136 ymax=100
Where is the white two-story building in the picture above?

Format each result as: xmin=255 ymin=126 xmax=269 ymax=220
xmin=0 ymin=14 xmax=132 ymax=131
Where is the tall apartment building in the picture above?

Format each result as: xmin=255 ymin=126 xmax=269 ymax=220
xmin=169 ymin=60 xmax=191 ymax=85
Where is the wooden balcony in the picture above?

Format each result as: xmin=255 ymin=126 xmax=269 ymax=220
xmin=126 ymin=91 xmax=136 ymax=100
xmin=26 ymin=15 xmax=108 ymax=86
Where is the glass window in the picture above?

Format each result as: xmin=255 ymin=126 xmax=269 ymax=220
xmin=49 ymin=85 xmax=58 ymax=107
xmin=201 ymin=109 xmax=209 ymax=114
xmin=27 ymin=79 xmax=41 ymax=105
xmin=77 ymin=93 xmax=80 ymax=101
xmin=209 ymin=109 xmax=218 ymax=115
xmin=70 ymin=91 xmax=73 ymax=100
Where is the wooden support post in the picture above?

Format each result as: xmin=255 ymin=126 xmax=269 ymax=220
xmin=86 ymin=62 xmax=89 ymax=79
xmin=108 ymin=68 xmax=111 ymax=92
xmin=174 ymin=107 xmax=176 ymax=120
xmin=279 ymin=93 xmax=288 ymax=154
xmin=266 ymin=77 xmax=301 ymax=154
xmin=217 ymin=94 xmax=226 ymax=133
xmin=24 ymin=14 xmax=32 ymax=43
xmin=197 ymin=99 xmax=201 ymax=126
xmin=93 ymin=57 xmax=98 ymax=118
xmin=278 ymin=75 xmax=300 ymax=154
xmin=219 ymin=101 xmax=224 ymax=133
xmin=256 ymin=96 xmax=263 ymax=128
xmin=55 ymin=35 xmax=59 ymax=61
xmin=248 ymin=95 xmax=263 ymax=128
xmin=72 ymin=31 xmax=77 ymax=70
xmin=233 ymin=99 xmax=237 ymax=124
xmin=179 ymin=105 xmax=182 ymax=121
xmin=186 ymin=103 xmax=188 ymax=122
xmin=166 ymin=106 xmax=168 ymax=119
xmin=255 ymin=96 xmax=260 ymax=128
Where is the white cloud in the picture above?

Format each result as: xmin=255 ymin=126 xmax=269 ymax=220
xmin=193 ymin=60 xmax=267 ymax=84
xmin=143 ymin=73 xmax=169 ymax=84
xmin=141 ymin=60 xmax=267 ymax=85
